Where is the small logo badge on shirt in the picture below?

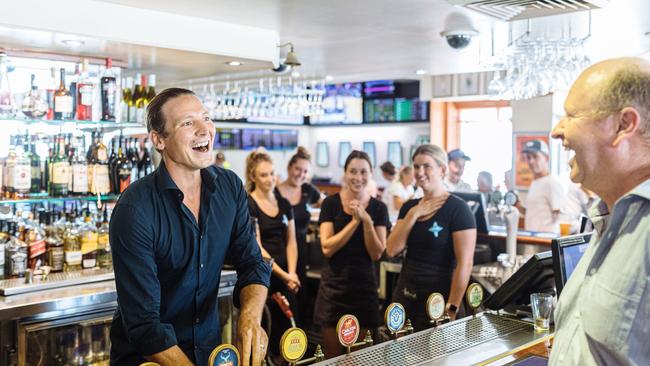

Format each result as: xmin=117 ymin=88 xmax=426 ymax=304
xmin=429 ymin=222 xmax=443 ymax=238
xmin=282 ymin=214 xmax=289 ymax=226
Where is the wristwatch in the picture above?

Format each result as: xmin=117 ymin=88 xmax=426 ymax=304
xmin=446 ymin=303 xmax=458 ymax=314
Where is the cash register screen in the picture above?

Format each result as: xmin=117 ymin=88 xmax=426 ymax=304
xmin=551 ymin=233 xmax=591 ymax=297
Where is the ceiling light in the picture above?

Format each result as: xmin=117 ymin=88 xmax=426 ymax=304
xmin=291 ymin=70 xmax=301 ymax=78
xmin=278 ymin=42 xmax=301 ymax=67
xmin=325 ymin=75 xmax=334 ymax=81
xmin=61 ymin=39 xmax=85 ymax=47
xmin=415 ymin=69 xmax=427 ymax=75
xmin=226 ymin=61 xmax=243 ymax=66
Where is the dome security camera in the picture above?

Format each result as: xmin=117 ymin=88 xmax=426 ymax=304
xmin=440 ymin=29 xmax=479 ymax=50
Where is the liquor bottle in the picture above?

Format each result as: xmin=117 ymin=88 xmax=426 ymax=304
xmin=71 ymin=137 xmax=88 ymax=195
xmin=116 ymin=138 xmax=132 ymax=193
xmin=97 ymin=207 xmax=111 ymax=269
xmin=121 ymin=76 xmax=133 ymax=123
xmin=129 ymin=75 xmax=140 ymax=123
xmin=100 ymin=58 xmax=117 ymax=121
xmin=45 ymin=212 xmax=64 ymax=273
xmin=9 ymin=135 xmax=32 ymax=199
xmin=69 ymin=63 xmax=79 ymax=118
xmin=0 ymin=219 xmax=9 ymax=278
xmin=26 ymin=211 xmax=46 ymax=271
xmin=63 ymin=214 xmax=81 ymax=272
xmin=21 ymin=74 xmax=48 ymax=119
xmin=3 ymin=135 xmax=16 ymax=198
xmin=88 ymin=132 xmax=111 ymax=195
xmin=29 ymin=135 xmax=42 ymax=193
xmin=0 ymin=52 xmax=15 ymax=119
xmin=76 ymin=59 xmax=94 ymax=121
xmin=108 ymin=137 xmax=118 ymax=193
xmin=53 ymin=68 xmax=74 ymax=120
xmin=45 ymin=67 xmax=56 ymax=120
xmin=79 ymin=212 xmax=98 ymax=269
xmin=5 ymin=222 xmax=28 ymax=278
xmin=134 ymin=74 xmax=147 ymax=123
xmin=138 ymin=138 xmax=155 ymax=179
xmin=146 ymin=74 xmax=157 ymax=104
xmin=129 ymin=138 xmax=140 ymax=184
xmin=42 ymin=138 xmax=53 ymax=193
xmin=49 ymin=135 xmax=70 ymax=197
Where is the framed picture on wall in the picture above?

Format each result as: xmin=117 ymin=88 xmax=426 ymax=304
xmin=513 ymin=133 xmax=550 ymax=190
xmin=338 ymin=141 xmax=352 ymax=167
xmin=316 ymin=141 xmax=330 ymax=167
xmin=387 ymin=141 xmax=403 ymax=168
xmin=458 ymin=72 xmax=480 ymax=96
xmin=432 ymin=75 xmax=453 ymax=98
xmin=363 ymin=141 xmax=376 ymax=167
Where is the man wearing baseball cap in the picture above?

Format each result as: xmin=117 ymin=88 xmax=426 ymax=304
xmin=519 ymin=139 xmax=566 ymax=233
xmin=443 ymin=148 xmax=472 ymax=192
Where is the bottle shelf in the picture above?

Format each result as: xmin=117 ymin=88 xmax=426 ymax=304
xmin=0 ymin=118 xmax=144 ymax=131
xmin=0 ymin=193 xmax=119 ymax=205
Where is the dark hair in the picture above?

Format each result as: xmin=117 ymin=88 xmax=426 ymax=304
xmin=146 ymin=87 xmax=196 ymax=137
xmin=288 ymin=146 xmax=311 ymax=168
xmin=343 ymin=150 xmax=372 ymax=172
xmin=380 ymin=161 xmax=396 ymax=176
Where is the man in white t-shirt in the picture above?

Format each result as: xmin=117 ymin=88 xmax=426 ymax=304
xmin=519 ymin=139 xmax=566 ymax=233
xmin=443 ymin=149 xmax=472 ymax=192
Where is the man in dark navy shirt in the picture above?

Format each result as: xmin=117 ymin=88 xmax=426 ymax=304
xmin=110 ymin=88 xmax=271 ymax=366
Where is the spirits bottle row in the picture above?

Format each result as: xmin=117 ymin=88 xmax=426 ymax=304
xmin=0 ymin=203 xmax=111 ymax=279
xmin=0 ymin=52 xmax=157 ymax=123
xmin=0 ymin=132 xmax=154 ymax=199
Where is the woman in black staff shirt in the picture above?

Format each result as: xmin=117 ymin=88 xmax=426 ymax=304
xmin=245 ymin=149 xmax=300 ymax=360
xmin=315 ymin=150 xmax=388 ymax=359
xmin=276 ymin=147 xmax=323 ymax=320
xmin=386 ymin=144 xmax=477 ymax=331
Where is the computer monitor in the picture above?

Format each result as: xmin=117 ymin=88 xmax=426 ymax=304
xmin=483 ymin=251 xmax=555 ymax=311
xmin=452 ymin=191 xmax=489 ymax=233
xmin=551 ymin=233 xmax=591 ymax=297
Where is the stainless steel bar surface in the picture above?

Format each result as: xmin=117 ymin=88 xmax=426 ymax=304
xmin=313 ymin=312 xmax=548 ymax=366
xmin=0 ymin=268 xmax=115 ymax=296
xmin=0 ymin=270 xmax=237 ymax=321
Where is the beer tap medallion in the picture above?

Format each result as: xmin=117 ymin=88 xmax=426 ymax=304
xmin=336 ymin=314 xmax=361 ymax=347
xmin=280 ymin=327 xmax=308 ymax=363
xmin=384 ymin=303 xmax=406 ymax=333
xmin=208 ymin=344 xmax=240 ymax=366
xmin=466 ymin=283 xmax=484 ymax=311
xmin=426 ymin=293 xmax=446 ymax=321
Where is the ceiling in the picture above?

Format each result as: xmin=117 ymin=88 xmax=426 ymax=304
xmin=3 ymin=0 xmax=650 ymax=83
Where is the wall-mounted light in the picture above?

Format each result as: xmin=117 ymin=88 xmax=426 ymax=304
xmin=278 ymin=42 xmax=301 ymax=67
xmin=226 ymin=60 xmax=243 ymax=66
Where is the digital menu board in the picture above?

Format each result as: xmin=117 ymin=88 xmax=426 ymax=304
xmin=270 ymin=130 xmax=298 ymax=150
xmin=213 ymin=128 xmax=242 ymax=150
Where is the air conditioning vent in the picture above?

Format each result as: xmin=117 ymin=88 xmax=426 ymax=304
xmin=446 ymin=0 xmax=609 ymax=21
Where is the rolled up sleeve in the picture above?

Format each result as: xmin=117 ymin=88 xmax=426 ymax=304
xmin=110 ymin=203 xmax=177 ymax=356
xmin=227 ymin=177 xmax=271 ymax=307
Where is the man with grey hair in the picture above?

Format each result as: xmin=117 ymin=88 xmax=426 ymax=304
xmin=477 ymin=171 xmax=493 ymax=193
xmin=549 ymin=57 xmax=650 ymax=364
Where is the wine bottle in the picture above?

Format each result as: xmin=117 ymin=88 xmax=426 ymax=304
xmin=49 ymin=135 xmax=70 ymax=197
xmin=76 ymin=59 xmax=94 ymax=121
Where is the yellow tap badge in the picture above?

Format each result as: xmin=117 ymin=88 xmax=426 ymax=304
xmin=280 ymin=327 xmax=308 ymax=362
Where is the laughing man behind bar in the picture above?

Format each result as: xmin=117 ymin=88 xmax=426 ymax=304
xmin=110 ymin=88 xmax=271 ymax=366
xmin=549 ymin=57 xmax=650 ymax=364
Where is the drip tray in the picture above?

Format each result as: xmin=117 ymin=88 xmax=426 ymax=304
xmin=315 ymin=313 xmax=540 ymax=366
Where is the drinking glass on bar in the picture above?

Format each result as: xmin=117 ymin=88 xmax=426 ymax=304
xmin=530 ymin=293 xmax=554 ymax=332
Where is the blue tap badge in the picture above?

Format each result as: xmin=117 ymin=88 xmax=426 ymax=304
xmin=384 ymin=303 xmax=406 ymax=333
xmin=208 ymin=344 xmax=240 ymax=366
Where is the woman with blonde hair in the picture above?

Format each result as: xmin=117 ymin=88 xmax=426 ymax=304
xmin=386 ymin=144 xmax=477 ymax=330
xmin=314 ymin=150 xmax=388 ymax=358
xmin=245 ymin=148 xmax=300 ymax=360
xmin=276 ymin=146 xmax=324 ymax=321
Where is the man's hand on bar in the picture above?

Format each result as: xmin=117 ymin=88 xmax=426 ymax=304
xmin=236 ymin=284 xmax=269 ymax=366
